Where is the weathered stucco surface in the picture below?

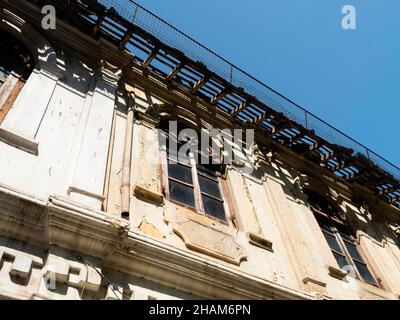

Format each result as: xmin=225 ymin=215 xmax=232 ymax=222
xmin=0 ymin=0 xmax=399 ymax=300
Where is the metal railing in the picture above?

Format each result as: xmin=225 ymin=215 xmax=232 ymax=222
xmin=100 ymin=0 xmax=400 ymax=182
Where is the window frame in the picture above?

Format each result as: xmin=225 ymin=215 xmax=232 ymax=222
xmin=308 ymin=192 xmax=380 ymax=287
xmin=0 ymin=72 xmax=25 ymax=124
xmin=158 ymin=124 xmax=232 ymax=225
xmin=0 ymin=30 xmax=34 ymax=125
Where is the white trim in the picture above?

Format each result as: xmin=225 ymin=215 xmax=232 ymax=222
xmin=0 ymin=127 xmax=39 ymax=155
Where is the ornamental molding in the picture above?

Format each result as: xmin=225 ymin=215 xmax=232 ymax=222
xmin=0 ymin=183 xmax=311 ymax=300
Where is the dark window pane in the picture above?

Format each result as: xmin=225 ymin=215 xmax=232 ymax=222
xmin=315 ymin=215 xmax=334 ymax=231
xmin=0 ymin=65 xmax=9 ymax=75
xmin=0 ymin=29 xmax=34 ymax=80
xmin=344 ymin=241 xmax=364 ymax=262
xmin=169 ymin=180 xmax=195 ymax=208
xmin=197 ymin=164 xmax=220 ymax=179
xmin=306 ymin=190 xmax=339 ymax=216
xmin=354 ymin=261 xmax=377 ymax=284
xmin=333 ymin=252 xmax=350 ymax=271
xmin=338 ymin=228 xmax=353 ymax=241
xmin=168 ymin=162 xmax=193 ymax=184
xmin=0 ymin=66 xmax=8 ymax=88
xmin=322 ymin=231 xmax=343 ymax=253
xmin=202 ymin=195 xmax=226 ymax=221
xmin=198 ymin=175 xmax=221 ymax=198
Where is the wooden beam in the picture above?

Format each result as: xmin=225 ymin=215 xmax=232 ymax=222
xmin=330 ymin=162 xmax=352 ymax=171
xmin=306 ymin=141 xmax=319 ymax=152
xmin=91 ymin=13 xmax=105 ymax=37
xmin=348 ymin=170 xmax=368 ymax=182
xmin=389 ymin=195 xmax=400 ymax=203
xmin=300 ymin=132 xmax=322 ymax=153
xmin=378 ymin=185 xmax=400 ymax=195
xmin=119 ymin=30 xmax=133 ymax=50
xmin=319 ymin=148 xmax=337 ymax=163
xmin=250 ymin=112 xmax=272 ymax=125
xmin=142 ymin=46 xmax=159 ymax=69
xmin=211 ymin=88 xmax=230 ymax=105
xmin=166 ymin=62 xmax=184 ymax=81
xmin=290 ymin=131 xmax=307 ymax=144
xmin=338 ymin=169 xmax=357 ymax=180
xmin=272 ymin=121 xmax=292 ymax=135
xmin=231 ymin=100 xmax=251 ymax=116
xmin=366 ymin=177 xmax=388 ymax=189
xmin=191 ymin=75 xmax=210 ymax=93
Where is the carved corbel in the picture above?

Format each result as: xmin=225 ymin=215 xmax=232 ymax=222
xmin=95 ymin=60 xmax=123 ymax=89
xmin=290 ymin=173 xmax=309 ymax=200
xmin=97 ymin=60 xmax=122 ymax=85
xmin=393 ymin=224 xmax=400 ymax=239
xmin=265 ymin=151 xmax=274 ymax=163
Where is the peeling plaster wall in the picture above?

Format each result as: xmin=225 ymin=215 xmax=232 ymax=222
xmin=0 ymin=4 xmax=400 ymax=300
xmin=0 ymin=48 xmax=92 ymax=200
xmin=120 ymin=86 xmax=400 ymax=299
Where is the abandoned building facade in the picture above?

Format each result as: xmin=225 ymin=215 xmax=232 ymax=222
xmin=0 ymin=0 xmax=400 ymax=300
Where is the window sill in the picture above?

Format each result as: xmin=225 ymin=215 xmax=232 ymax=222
xmin=328 ymin=265 xmax=383 ymax=290
xmin=167 ymin=204 xmax=246 ymax=265
xmin=0 ymin=127 xmax=39 ymax=155
xmin=359 ymin=281 xmax=394 ymax=300
xmin=168 ymin=198 xmax=230 ymax=227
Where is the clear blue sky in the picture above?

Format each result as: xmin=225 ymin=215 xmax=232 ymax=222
xmin=135 ymin=0 xmax=400 ymax=167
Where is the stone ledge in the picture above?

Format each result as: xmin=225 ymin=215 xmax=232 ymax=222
xmin=0 ymin=188 xmax=314 ymax=300
xmin=47 ymin=196 xmax=126 ymax=258
xmin=0 ymin=186 xmax=47 ymax=247
xmin=359 ymin=281 xmax=396 ymax=300
xmin=47 ymin=197 xmax=311 ymax=300
xmin=247 ymin=232 xmax=273 ymax=252
xmin=111 ymin=232 xmax=313 ymax=300
xmin=302 ymin=277 xmax=328 ymax=299
xmin=327 ymin=265 xmax=348 ymax=280
xmin=133 ymin=185 xmax=164 ymax=206
xmin=0 ymin=127 xmax=39 ymax=155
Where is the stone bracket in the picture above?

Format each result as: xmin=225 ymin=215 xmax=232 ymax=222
xmin=302 ymin=276 xmax=327 ymax=298
xmin=246 ymin=232 xmax=273 ymax=252
xmin=133 ymin=185 xmax=164 ymax=206
xmin=43 ymin=246 xmax=102 ymax=292
xmin=327 ymin=265 xmax=348 ymax=280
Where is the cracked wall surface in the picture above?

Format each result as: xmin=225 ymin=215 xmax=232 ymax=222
xmin=0 ymin=0 xmax=400 ymax=300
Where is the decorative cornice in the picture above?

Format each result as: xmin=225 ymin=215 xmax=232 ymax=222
xmin=96 ymin=60 xmax=123 ymax=88
xmin=0 ymin=183 xmax=312 ymax=300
